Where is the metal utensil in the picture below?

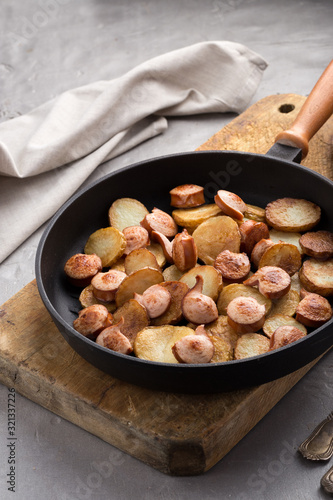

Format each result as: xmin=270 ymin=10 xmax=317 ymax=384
xmin=321 ymin=465 xmax=333 ymax=494
xmin=299 ymin=412 xmax=333 ymax=460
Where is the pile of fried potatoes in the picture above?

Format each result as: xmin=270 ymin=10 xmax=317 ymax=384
xmin=64 ymin=183 xmax=333 ymax=365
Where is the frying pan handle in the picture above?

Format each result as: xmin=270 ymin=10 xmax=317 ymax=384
xmin=275 ymin=60 xmax=333 ymax=159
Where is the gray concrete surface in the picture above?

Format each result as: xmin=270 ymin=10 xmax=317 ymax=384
xmin=0 ymin=0 xmax=332 ymax=499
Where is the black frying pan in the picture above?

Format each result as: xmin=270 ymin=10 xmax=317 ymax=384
xmin=35 ymin=62 xmax=333 ymax=393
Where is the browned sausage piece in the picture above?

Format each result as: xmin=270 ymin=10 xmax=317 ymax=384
xmin=122 ymin=226 xmax=150 ymax=255
xmin=151 ymin=230 xmax=174 ymax=263
xmin=299 ymin=230 xmax=333 ymax=260
xmin=243 ymin=266 xmax=291 ymax=299
xmin=214 ymin=250 xmax=250 ymax=283
xmin=169 ymin=184 xmax=205 ymax=208
xmin=134 ymin=284 xmax=172 ymax=319
xmin=269 ymin=325 xmax=306 ymax=351
xmin=96 ymin=318 xmax=133 ymax=354
xmin=182 ymin=275 xmax=218 ymax=324
xmin=227 ymin=296 xmax=266 ymax=333
xmin=172 ymin=229 xmax=198 ymax=272
xmin=91 ymin=270 xmax=127 ymax=302
xmin=251 ymin=239 xmax=275 ymax=268
xmin=172 ymin=334 xmax=214 ymax=363
xmin=64 ymin=253 xmax=102 ymax=287
xmin=141 ymin=208 xmax=178 ymax=237
xmin=73 ymin=304 xmax=113 ymax=339
xmin=214 ymin=190 xmax=247 ymax=220
xmin=239 ymin=220 xmax=270 ymax=256
xmin=295 ymin=293 xmax=332 ymax=327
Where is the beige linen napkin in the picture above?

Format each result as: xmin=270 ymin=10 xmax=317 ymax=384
xmin=0 ymin=41 xmax=267 ymax=263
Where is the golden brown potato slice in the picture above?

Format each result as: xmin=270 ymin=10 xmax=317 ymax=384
xmin=108 ymin=198 xmax=149 ymax=231
xmin=258 ymin=242 xmax=302 ymax=276
xmin=217 ymin=283 xmax=272 ymax=316
xmin=124 ymin=248 xmax=161 ymax=275
xmin=290 ymin=272 xmax=302 ymax=293
xmin=172 ymin=203 xmax=222 ymax=229
xmin=163 ymin=264 xmax=184 ymax=282
xmin=299 ymin=258 xmax=333 ymax=296
xmin=179 ymin=265 xmax=223 ymax=301
xmin=244 ymin=204 xmax=266 ymax=222
xmin=112 ymin=299 xmax=149 ymax=345
xmin=269 ymin=229 xmax=303 ymax=254
xmin=299 ymin=230 xmax=333 ymax=260
xmin=268 ymin=289 xmax=300 ymax=317
xmin=133 ymin=325 xmax=194 ymax=363
xmin=79 ymin=285 xmax=117 ymax=313
xmin=109 ymin=256 xmax=126 ymax=273
xmin=192 ymin=215 xmax=241 ymax=265
xmin=84 ymin=227 xmax=126 ymax=267
xmin=150 ymin=281 xmax=190 ymax=326
xmin=263 ymin=314 xmax=307 ymax=338
xmin=146 ymin=242 xmax=167 ymax=268
xmin=265 ymin=198 xmax=321 ymax=232
xmin=115 ymin=267 xmax=163 ymax=307
xmin=234 ymin=333 xmax=270 ymax=360
xmin=204 ymin=315 xmax=240 ymax=362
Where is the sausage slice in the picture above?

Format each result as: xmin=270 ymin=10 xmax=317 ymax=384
xmin=122 ymin=226 xmax=150 ymax=255
xmin=169 ymin=184 xmax=205 ymax=208
xmin=269 ymin=325 xmax=306 ymax=350
xmin=239 ymin=220 xmax=270 ymax=256
xmin=299 ymin=230 xmax=333 ymax=260
xmin=243 ymin=266 xmax=291 ymax=299
xmin=295 ymin=293 xmax=332 ymax=327
xmin=73 ymin=304 xmax=112 ymax=339
xmin=64 ymin=253 xmax=102 ymax=287
xmin=91 ymin=270 xmax=127 ymax=302
xmin=227 ymin=296 xmax=266 ymax=333
xmin=214 ymin=250 xmax=250 ymax=283
xmin=172 ymin=333 xmax=214 ymax=364
xmin=214 ymin=190 xmax=247 ymax=220
xmin=96 ymin=319 xmax=133 ymax=354
xmin=141 ymin=208 xmax=178 ymax=237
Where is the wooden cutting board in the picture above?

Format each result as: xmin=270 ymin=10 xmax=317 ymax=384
xmin=0 ymin=94 xmax=332 ymax=476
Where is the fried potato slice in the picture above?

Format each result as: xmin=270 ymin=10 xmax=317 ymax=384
xmin=108 ymin=197 xmax=149 ymax=231
xmin=163 ymin=264 xmax=184 ymax=282
xmin=115 ymin=267 xmax=163 ymax=307
xmin=299 ymin=258 xmax=333 ymax=296
xmin=244 ymin=204 xmax=266 ymax=222
xmin=146 ymin=242 xmax=167 ymax=268
xmin=234 ymin=333 xmax=270 ymax=360
xmin=112 ymin=299 xmax=149 ymax=345
xmin=172 ymin=203 xmax=222 ymax=229
xmin=192 ymin=215 xmax=241 ymax=265
xmin=109 ymin=256 xmax=126 ymax=273
xmin=79 ymin=285 xmax=117 ymax=312
xmin=267 ymin=289 xmax=300 ymax=317
xmin=299 ymin=230 xmax=333 ymax=260
xmin=204 ymin=315 xmax=240 ymax=362
xmin=179 ymin=265 xmax=223 ymax=301
xmin=263 ymin=314 xmax=307 ymax=338
xmin=269 ymin=229 xmax=303 ymax=254
xmin=150 ymin=281 xmax=190 ymax=326
xmin=217 ymin=283 xmax=272 ymax=316
xmin=84 ymin=227 xmax=126 ymax=267
xmin=258 ymin=242 xmax=302 ymax=276
xmin=265 ymin=198 xmax=321 ymax=232
xmin=124 ymin=248 xmax=161 ymax=275
xmin=290 ymin=272 xmax=302 ymax=293
xmin=133 ymin=325 xmax=194 ymax=363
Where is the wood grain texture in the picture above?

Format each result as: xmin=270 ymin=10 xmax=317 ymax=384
xmin=0 ymin=280 xmax=325 ymax=475
xmin=0 ymin=94 xmax=332 ymax=476
xmin=197 ymin=94 xmax=333 ymax=180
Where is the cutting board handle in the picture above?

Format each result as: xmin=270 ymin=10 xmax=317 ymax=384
xmin=275 ymin=60 xmax=333 ymax=159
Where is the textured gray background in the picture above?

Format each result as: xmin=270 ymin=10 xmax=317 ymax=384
xmin=0 ymin=0 xmax=332 ymax=499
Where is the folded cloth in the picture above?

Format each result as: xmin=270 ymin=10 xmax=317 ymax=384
xmin=0 ymin=41 xmax=267 ymax=263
